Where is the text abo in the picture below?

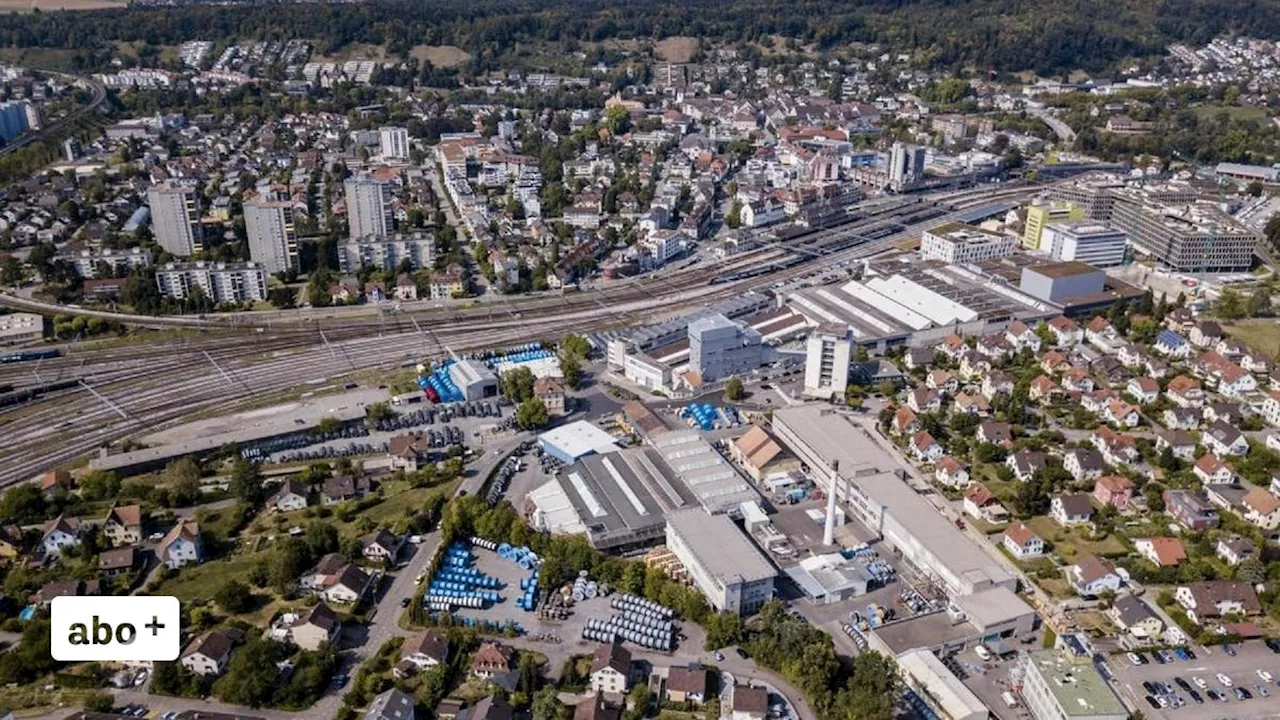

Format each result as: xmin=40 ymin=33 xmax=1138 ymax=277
xmin=51 ymin=596 xmax=180 ymax=661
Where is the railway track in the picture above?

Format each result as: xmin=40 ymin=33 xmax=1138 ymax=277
xmin=0 ymin=183 xmax=1042 ymax=486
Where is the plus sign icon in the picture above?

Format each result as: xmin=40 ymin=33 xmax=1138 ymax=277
xmin=51 ymin=596 xmax=181 ymax=661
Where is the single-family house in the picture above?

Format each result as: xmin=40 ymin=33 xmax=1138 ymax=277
xmin=1193 ymin=454 xmax=1236 ymax=485
xmin=181 ymin=630 xmax=236 ymax=677
xmin=910 ymin=431 xmax=943 ymax=463
xmin=1047 ymin=316 xmax=1082 ymax=346
xmin=1064 ymin=449 xmax=1106 ymax=483
xmin=103 ymin=504 xmax=143 ymax=547
xmin=1126 ymin=377 xmax=1160 ymax=405
xmin=1002 ymin=521 xmax=1044 ymax=560
xmin=1109 ymin=595 xmax=1164 ymax=640
xmin=157 ymin=519 xmax=202 ymax=569
xmin=1007 ymin=450 xmax=1047 ymax=483
xmin=1175 ymin=582 xmax=1261 ymax=625
xmin=1051 ymin=493 xmax=1093 ymax=526
xmin=1216 ymin=536 xmax=1256 ymax=567
xmin=40 ymin=514 xmax=82 ymax=558
xmin=589 ymin=643 xmax=632 ymax=694
xmin=361 ymin=529 xmax=404 ymax=564
xmin=471 ymin=641 xmax=515 ymax=679
xmin=1164 ymin=489 xmax=1220 ymax=530
xmin=1155 ymin=429 xmax=1197 ymax=461
xmin=1093 ymin=475 xmax=1135 ymax=510
xmin=399 ymin=630 xmax=450 ymax=675
xmin=1166 ymin=376 xmax=1204 ymax=407
xmin=270 ymin=480 xmax=310 ymax=512
xmin=934 ymin=456 xmax=970 ymax=489
xmin=1068 ymin=555 xmax=1124 ymax=597
xmin=963 ymin=483 xmax=1008 ymax=523
xmin=1134 ymin=537 xmax=1186 ymax=567
xmin=1204 ymin=420 xmax=1249 ymax=458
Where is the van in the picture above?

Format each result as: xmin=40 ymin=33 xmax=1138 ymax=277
xmin=974 ymin=645 xmax=992 ymax=661
xmin=1001 ymin=691 xmax=1018 ymax=708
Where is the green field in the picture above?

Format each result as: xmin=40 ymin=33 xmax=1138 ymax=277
xmin=1226 ymin=320 xmax=1280 ymax=358
xmin=1025 ymin=515 xmax=1130 ymax=563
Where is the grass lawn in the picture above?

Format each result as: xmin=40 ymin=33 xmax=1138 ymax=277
xmin=358 ymin=480 xmax=458 ymax=529
xmin=0 ymin=686 xmax=97 ymax=717
xmin=1226 ymin=320 xmax=1280 ymax=358
xmin=1025 ymin=516 xmax=1129 ymax=563
xmin=155 ymin=549 xmax=271 ymax=604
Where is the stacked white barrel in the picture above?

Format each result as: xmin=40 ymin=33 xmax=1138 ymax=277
xmin=583 ymin=594 xmax=675 ymax=651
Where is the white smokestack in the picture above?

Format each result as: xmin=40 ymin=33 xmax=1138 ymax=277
xmin=823 ymin=459 xmax=838 ymax=546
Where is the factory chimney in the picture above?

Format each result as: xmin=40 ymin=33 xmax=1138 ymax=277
xmin=823 ymin=459 xmax=838 ymax=546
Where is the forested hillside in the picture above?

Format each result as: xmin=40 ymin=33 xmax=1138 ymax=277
xmin=0 ymin=0 xmax=1278 ymax=74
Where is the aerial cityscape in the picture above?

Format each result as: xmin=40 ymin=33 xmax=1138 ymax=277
xmin=1 ymin=3 xmax=1280 ymax=720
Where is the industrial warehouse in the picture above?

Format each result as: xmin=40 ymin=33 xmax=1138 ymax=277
xmin=783 ymin=251 xmax=1143 ymax=352
xmin=526 ymin=428 xmax=762 ymax=552
xmin=770 ymin=405 xmax=1020 ymax=598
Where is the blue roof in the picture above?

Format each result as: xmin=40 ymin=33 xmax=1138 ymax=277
xmin=1157 ymin=329 xmax=1186 ymax=347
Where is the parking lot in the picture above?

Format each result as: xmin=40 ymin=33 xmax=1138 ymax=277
xmin=261 ymin=399 xmax=518 ymax=465
xmin=422 ymin=540 xmax=705 ymax=655
xmin=1109 ymin=640 xmax=1280 ymax=719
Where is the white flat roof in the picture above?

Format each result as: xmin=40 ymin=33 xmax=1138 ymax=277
xmin=668 ymin=509 xmax=776 ymax=585
xmin=538 ymin=420 xmax=619 ymax=459
xmin=897 ymin=650 xmax=987 ymax=720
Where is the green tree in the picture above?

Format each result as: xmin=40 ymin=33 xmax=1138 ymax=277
xmin=559 ymin=355 xmax=583 ymax=390
xmin=724 ymin=378 xmax=745 ymax=401
xmin=366 ymin=402 xmax=394 ymax=423
xmin=79 ymin=470 xmax=121 ymax=500
xmin=83 ymin=692 xmax=115 ymax=712
xmin=215 ymin=579 xmax=256 ymax=614
xmin=312 ymin=417 xmax=343 ymax=436
xmin=229 ymin=457 xmax=266 ymax=505
xmin=1215 ymin=288 xmax=1246 ymax=320
xmin=845 ymin=384 xmax=865 ymax=409
xmin=532 ymin=686 xmax=568 ymax=720
xmin=213 ymin=635 xmax=279 ymax=707
xmin=516 ymin=397 xmax=550 ymax=430
xmin=502 ymin=366 xmax=537 ymax=402
xmin=724 ymin=201 xmax=742 ymax=229
xmin=560 ymin=334 xmax=591 ymax=360
xmin=1236 ymin=557 xmax=1267 ymax=584
xmin=835 ymin=651 xmax=901 ymax=720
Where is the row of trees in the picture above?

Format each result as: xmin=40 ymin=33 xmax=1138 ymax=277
xmin=0 ymin=0 xmax=1273 ymax=75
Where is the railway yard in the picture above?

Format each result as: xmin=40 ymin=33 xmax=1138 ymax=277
xmin=0 ymin=184 xmax=1034 ymax=488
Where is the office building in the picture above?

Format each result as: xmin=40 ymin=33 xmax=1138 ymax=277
xmin=345 ymin=177 xmax=393 ymax=240
xmin=337 ymin=233 xmax=436 ymax=273
xmin=1043 ymin=222 xmax=1126 ymax=267
xmin=0 ymin=312 xmax=44 ymax=344
xmin=771 ymin=405 xmax=1018 ymax=597
xmin=148 ymin=185 xmax=204 ymax=257
xmin=803 ymin=326 xmax=852 ymax=400
xmin=1108 ymin=187 xmax=1257 ymax=272
xmin=1023 ymin=202 xmax=1083 ymax=249
xmin=0 ymin=100 xmax=29 ymax=142
xmin=687 ymin=313 xmax=762 ymax=382
xmin=244 ymin=200 xmax=299 ymax=275
xmin=379 ymin=126 xmax=410 ymax=160
xmin=1049 ymin=177 xmax=1257 ymax=271
xmin=920 ymin=222 xmax=1016 ymax=265
xmin=666 ymin=509 xmax=776 ymax=615
xmin=887 ymin=142 xmax=926 ymax=191
xmin=155 ymin=262 xmax=267 ymax=303
xmin=1019 ymin=649 xmax=1126 ymax=720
